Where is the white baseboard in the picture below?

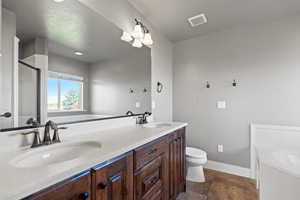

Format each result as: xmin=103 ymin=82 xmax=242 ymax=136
xmin=205 ymin=160 xmax=251 ymax=178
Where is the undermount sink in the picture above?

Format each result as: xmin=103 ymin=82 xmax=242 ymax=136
xmin=10 ymin=141 xmax=101 ymax=168
xmin=143 ymin=123 xmax=173 ymax=128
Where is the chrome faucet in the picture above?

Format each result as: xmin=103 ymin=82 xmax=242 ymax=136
xmin=136 ymin=112 xmax=152 ymax=124
xmin=21 ymin=120 xmax=67 ymax=148
xmin=43 ymin=120 xmax=68 ymax=145
xmin=43 ymin=120 xmax=56 ymax=145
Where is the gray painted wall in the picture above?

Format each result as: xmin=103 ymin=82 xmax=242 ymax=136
xmin=48 ymin=53 xmax=90 ymax=116
xmin=173 ymin=15 xmax=300 ymax=168
xmin=89 ymin=47 xmax=151 ymax=116
xmin=79 ymin=0 xmax=173 ymax=121
xmin=0 ymin=8 xmax=16 ymax=128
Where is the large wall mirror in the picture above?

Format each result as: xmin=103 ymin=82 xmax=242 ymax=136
xmin=0 ymin=0 xmax=151 ymax=131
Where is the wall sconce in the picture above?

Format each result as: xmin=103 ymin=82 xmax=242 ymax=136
xmin=121 ymin=32 xmax=133 ymax=42
xmin=121 ymin=18 xmax=154 ymax=48
xmin=232 ymin=79 xmax=238 ymax=87
xmin=206 ymin=81 xmax=210 ymax=88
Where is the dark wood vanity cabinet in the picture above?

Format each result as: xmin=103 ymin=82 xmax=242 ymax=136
xmin=134 ymin=136 xmax=170 ymax=200
xmin=91 ymin=153 xmax=134 ymax=200
xmin=24 ymin=171 xmax=92 ymax=200
xmin=169 ymin=128 xmax=186 ymax=200
xmin=23 ymin=128 xmax=186 ymax=200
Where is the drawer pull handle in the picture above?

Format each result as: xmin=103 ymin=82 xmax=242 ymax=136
xmin=79 ymin=192 xmax=89 ymax=200
xmin=98 ymin=182 xmax=108 ymax=189
xmin=148 ymin=148 xmax=158 ymax=155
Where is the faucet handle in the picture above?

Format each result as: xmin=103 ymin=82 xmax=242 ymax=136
xmin=22 ymin=129 xmax=42 ymax=148
xmin=21 ymin=130 xmax=36 ymax=135
xmin=52 ymin=126 xmax=68 ymax=144
xmin=57 ymin=126 xmax=68 ymax=130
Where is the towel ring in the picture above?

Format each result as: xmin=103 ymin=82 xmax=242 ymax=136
xmin=157 ymin=82 xmax=163 ymax=93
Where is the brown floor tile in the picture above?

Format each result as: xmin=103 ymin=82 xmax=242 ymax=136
xmin=177 ymin=168 xmax=258 ymax=200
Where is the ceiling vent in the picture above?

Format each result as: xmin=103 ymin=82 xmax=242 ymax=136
xmin=188 ymin=14 xmax=207 ymax=27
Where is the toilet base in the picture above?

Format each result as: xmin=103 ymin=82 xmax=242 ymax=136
xmin=186 ymin=165 xmax=205 ymax=183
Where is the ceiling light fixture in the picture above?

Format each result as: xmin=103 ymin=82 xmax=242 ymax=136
xmin=74 ymin=51 xmax=83 ymax=56
xmin=120 ymin=18 xmax=154 ymax=48
xmin=53 ymin=0 xmax=65 ymax=3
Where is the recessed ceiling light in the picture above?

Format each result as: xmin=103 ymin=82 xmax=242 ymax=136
xmin=53 ymin=0 xmax=65 ymax=3
xmin=74 ymin=51 xmax=83 ymax=56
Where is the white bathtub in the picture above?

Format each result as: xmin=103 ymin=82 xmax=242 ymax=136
xmin=256 ymin=147 xmax=300 ymax=200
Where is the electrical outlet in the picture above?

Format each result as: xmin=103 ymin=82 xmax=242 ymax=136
xmin=217 ymin=101 xmax=226 ymax=109
xmin=218 ymin=145 xmax=224 ymax=153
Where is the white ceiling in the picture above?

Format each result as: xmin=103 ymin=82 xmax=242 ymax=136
xmin=3 ymin=0 xmax=140 ymax=64
xmin=129 ymin=0 xmax=300 ymax=42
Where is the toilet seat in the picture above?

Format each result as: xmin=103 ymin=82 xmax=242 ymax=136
xmin=186 ymin=147 xmax=207 ymax=159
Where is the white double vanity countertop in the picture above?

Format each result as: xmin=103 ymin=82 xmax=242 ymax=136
xmin=0 ymin=121 xmax=187 ymax=200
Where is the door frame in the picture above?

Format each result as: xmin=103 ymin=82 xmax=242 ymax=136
xmin=12 ymin=36 xmax=20 ymax=127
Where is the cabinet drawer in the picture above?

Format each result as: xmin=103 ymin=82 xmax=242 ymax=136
xmin=24 ymin=171 xmax=92 ymax=200
xmin=134 ymin=136 xmax=168 ymax=170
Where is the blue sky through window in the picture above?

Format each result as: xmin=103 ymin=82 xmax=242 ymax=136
xmin=48 ymin=78 xmax=58 ymax=110
xmin=48 ymin=74 xmax=83 ymax=111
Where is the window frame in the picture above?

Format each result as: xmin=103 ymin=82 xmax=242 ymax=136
xmin=47 ymin=71 xmax=84 ymax=113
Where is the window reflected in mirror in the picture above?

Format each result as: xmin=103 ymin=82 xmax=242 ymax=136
xmin=48 ymin=72 xmax=84 ymax=112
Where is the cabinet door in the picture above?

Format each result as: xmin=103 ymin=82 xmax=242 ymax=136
xmin=134 ymin=154 xmax=169 ymax=200
xmin=169 ymin=132 xmax=181 ymax=199
xmin=92 ymin=153 xmax=133 ymax=200
xmin=178 ymin=128 xmax=186 ymax=193
xmin=169 ymin=128 xmax=186 ymax=200
xmin=24 ymin=171 xmax=92 ymax=200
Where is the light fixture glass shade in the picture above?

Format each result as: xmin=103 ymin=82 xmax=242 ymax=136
xmin=132 ymin=24 xmax=144 ymax=39
xmin=132 ymin=39 xmax=143 ymax=48
xmin=143 ymin=33 xmax=153 ymax=46
xmin=121 ymin=31 xmax=133 ymax=42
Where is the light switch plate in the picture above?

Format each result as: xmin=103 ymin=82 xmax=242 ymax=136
xmin=152 ymin=101 xmax=156 ymax=109
xmin=135 ymin=102 xmax=141 ymax=108
xmin=218 ymin=145 xmax=224 ymax=152
xmin=217 ymin=101 xmax=226 ymax=109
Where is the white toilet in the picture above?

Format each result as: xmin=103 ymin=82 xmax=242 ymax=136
xmin=186 ymin=147 xmax=207 ymax=183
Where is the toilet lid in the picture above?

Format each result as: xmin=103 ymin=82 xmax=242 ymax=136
xmin=186 ymin=147 xmax=207 ymax=158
